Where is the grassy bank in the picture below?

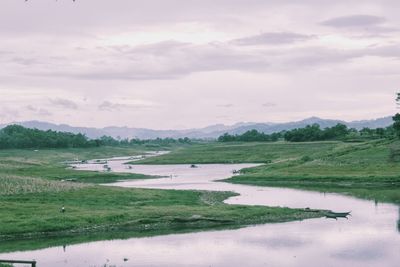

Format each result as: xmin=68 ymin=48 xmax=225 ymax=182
xmin=0 ymin=147 xmax=160 ymax=184
xmin=0 ymin=186 xmax=320 ymax=242
xmin=0 ymin=146 xmax=323 ymax=250
xmin=131 ymin=141 xmax=341 ymax=164
xmin=139 ymin=140 xmax=400 ymax=204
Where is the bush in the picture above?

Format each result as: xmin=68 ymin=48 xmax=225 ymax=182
xmin=389 ymin=144 xmax=400 ymax=162
xmin=301 ymin=155 xmax=313 ymax=162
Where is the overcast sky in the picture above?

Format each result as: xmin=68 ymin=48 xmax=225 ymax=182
xmin=1 ymin=0 xmax=399 ymax=129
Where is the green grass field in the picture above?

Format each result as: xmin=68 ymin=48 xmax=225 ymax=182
xmin=0 ymin=146 xmax=322 ymax=249
xmin=140 ymin=140 xmax=400 ymax=204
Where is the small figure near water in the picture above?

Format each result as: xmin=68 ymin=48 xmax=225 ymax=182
xmin=61 ymin=206 xmax=65 ymax=213
xmin=190 ymin=164 xmax=198 ymax=168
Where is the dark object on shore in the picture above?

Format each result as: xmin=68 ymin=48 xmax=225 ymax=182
xmin=190 ymin=164 xmax=198 ymax=168
xmin=232 ymin=170 xmax=240 ymax=174
xmin=324 ymin=211 xmax=351 ymax=220
xmin=61 ymin=206 xmax=65 ymax=213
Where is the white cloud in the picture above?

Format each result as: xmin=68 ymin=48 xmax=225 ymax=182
xmin=49 ymin=98 xmax=78 ymax=110
xmin=321 ymin=15 xmax=386 ymax=28
xmin=232 ymin=32 xmax=314 ymax=45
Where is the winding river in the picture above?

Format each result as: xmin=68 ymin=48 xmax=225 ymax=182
xmin=1 ymin=154 xmax=399 ymax=267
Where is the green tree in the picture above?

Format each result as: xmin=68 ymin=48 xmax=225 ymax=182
xmin=393 ymin=114 xmax=400 ymax=138
xmin=393 ymin=92 xmax=400 ymax=138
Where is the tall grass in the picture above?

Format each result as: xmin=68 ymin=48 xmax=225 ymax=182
xmin=0 ymin=175 xmax=87 ymax=196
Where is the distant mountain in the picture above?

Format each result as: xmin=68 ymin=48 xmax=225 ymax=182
xmin=0 ymin=116 xmax=393 ymax=140
xmin=347 ymin=117 xmax=394 ymax=129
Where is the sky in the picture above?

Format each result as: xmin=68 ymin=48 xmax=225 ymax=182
xmin=0 ymin=0 xmax=399 ymax=129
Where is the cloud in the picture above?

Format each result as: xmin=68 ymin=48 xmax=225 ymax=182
xmin=321 ymin=15 xmax=386 ymax=28
xmin=368 ymin=45 xmax=400 ymax=59
xmin=37 ymin=42 xmax=271 ymax=80
xmin=98 ymin=101 xmax=126 ymax=111
xmin=98 ymin=100 xmax=157 ymax=111
xmin=26 ymin=105 xmax=52 ymax=116
xmin=262 ymin=102 xmax=276 ymax=108
xmin=112 ymin=41 xmax=191 ymax=55
xmin=232 ymin=32 xmax=314 ymax=45
xmin=25 ymin=41 xmax=400 ymax=81
xmin=49 ymin=98 xmax=78 ymax=110
xmin=320 ymin=15 xmax=399 ymax=36
xmin=11 ymin=57 xmax=38 ymax=66
xmin=217 ymin=103 xmax=234 ymax=108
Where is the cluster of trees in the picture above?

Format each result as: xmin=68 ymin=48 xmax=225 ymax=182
xmin=218 ymin=124 xmax=396 ymax=143
xmin=0 ymin=125 xmax=99 ymax=149
xmin=0 ymin=125 xmax=193 ymax=149
xmin=283 ymin=123 xmax=395 ymax=142
xmin=218 ymin=129 xmax=282 ymax=142
xmin=283 ymin=124 xmax=346 ymax=142
xmin=98 ymin=135 xmax=192 ymax=146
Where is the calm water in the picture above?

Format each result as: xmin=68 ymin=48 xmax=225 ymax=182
xmin=1 ymin=154 xmax=399 ymax=267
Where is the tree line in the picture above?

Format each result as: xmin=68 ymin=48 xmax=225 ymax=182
xmin=98 ymin=135 xmax=192 ymax=146
xmin=218 ymin=129 xmax=282 ymax=142
xmin=218 ymin=123 xmax=396 ymax=143
xmin=0 ymin=125 xmax=192 ymax=149
xmin=0 ymin=125 xmax=97 ymax=149
xmin=283 ymin=123 xmax=394 ymax=142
